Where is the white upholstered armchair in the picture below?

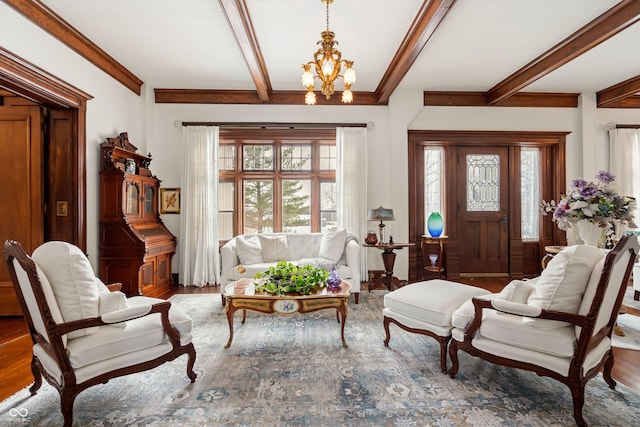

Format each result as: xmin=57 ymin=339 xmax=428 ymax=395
xmin=448 ymin=234 xmax=639 ymax=426
xmin=4 ymin=240 xmax=197 ymax=427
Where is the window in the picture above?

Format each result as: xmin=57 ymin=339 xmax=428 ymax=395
xmin=520 ymin=148 xmax=540 ymax=240
xmin=218 ymin=129 xmax=336 ymax=237
xmin=424 ymin=147 xmax=444 ymax=232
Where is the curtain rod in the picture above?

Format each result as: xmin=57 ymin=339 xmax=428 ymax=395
xmin=615 ymin=124 xmax=640 ymax=129
xmin=179 ymin=121 xmax=368 ymax=129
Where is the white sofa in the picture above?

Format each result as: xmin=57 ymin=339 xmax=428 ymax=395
xmin=220 ymin=231 xmax=361 ymax=303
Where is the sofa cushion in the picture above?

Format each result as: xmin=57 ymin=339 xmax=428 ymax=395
xmin=319 ymin=229 xmax=347 ymax=262
xmin=32 ymin=241 xmax=100 ymax=338
xmin=236 ymin=235 xmax=264 ymax=265
xmin=524 ymin=244 xmax=604 ymax=330
xmin=260 ymin=235 xmax=291 ymax=262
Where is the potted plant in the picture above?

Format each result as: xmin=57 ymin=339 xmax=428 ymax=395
xmin=254 ymin=261 xmax=329 ymax=296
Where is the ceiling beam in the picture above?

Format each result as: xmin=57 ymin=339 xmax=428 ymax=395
xmin=218 ymin=0 xmax=272 ymax=102
xmin=424 ymin=91 xmax=578 ymax=108
xmin=2 ymin=0 xmax=143 ymax=95
xmin=597 ymin=74 xmax=640 ymax=107
xmin=596 ymin=94 xmax=640 ymax=108
xmin=154 ymin=89 xmax=383 ymax=106
xmin=486 ymin=0 xmax=640 ymax=105
xmin=374 ymin=0 xmax=456 ymax=104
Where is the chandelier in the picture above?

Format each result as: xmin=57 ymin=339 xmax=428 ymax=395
xmin=301 ymin=0 xmax=356 ymax=105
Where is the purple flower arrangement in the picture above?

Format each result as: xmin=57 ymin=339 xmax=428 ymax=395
xmin=541 ymin=170 xmax=637 ymax=230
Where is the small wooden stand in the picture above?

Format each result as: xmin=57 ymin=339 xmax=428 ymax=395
xmin=421 ymin=235 xmax=447 ymax=279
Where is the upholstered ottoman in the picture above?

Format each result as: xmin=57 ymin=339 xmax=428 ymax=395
xmin=383 ymin=279 xmax=490 ymax=372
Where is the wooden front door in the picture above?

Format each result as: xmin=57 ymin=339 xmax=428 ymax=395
xmin=0 ymin=105 xmax=44 ymax=315
xmin=456 ymin=146 xmax=509 ymax=275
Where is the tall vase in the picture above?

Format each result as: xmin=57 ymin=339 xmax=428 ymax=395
xmin=576 ymin=219 xmax=604 ymax=247
xmin=427 ymin=212 xmax=444 ymax=237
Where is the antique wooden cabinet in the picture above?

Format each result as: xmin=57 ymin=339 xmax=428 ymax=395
xmin=99 ymin=132 xmax=176 ymax=298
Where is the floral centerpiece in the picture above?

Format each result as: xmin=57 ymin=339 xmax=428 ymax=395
xmin=254 ymin=261 xmax=329 ymax=296
xmin=541 ymin=171 xmax=636 ymax=245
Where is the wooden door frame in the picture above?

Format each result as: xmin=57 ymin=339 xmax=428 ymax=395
xmin=408 ymin=130 xmax=567 ymax=281
xmin=0 ymin=46 xmax=91 ymax=250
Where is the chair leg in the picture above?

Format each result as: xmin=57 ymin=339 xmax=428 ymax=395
xmin=602 ymin=350 xmax=617 ymax=389
xmin=383 ymin=316 xmax=392 ymax=346
xmin=60 ymin=389 xmax=77 ymax=427
xmin=568 ymin=381 xmax=587 ymax=427
xmin=447 ymin=339 xmax=460 ymax=378
xmin=185 ymin=343 xmax=197 ymax=383
xmin=28 ymin=358 xmax=42 ymax=395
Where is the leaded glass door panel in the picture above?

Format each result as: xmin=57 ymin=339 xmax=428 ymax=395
xmin=456 ymin=147 xmax=509 ymax=275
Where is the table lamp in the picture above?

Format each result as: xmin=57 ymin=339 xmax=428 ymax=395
xmin=368 ymin=206 xmax=395 ymax=244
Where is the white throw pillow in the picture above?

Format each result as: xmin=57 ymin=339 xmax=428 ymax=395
xmin=98 ymin=291 xmax=129 ymax=328
xmin=496 ymin=279 xmax=537 ymax=304
xmin=524 ymin=245 xmax=604 ymax=330
xmin=236 ymin=235 xmax=264 ymax=265
xmin=319 ymin=229 xmax=347 ymax=262
xmin=32 ymin=241 xmax=101 ymax=338
xmin=260 ymin=235 xmax=291 ymax=262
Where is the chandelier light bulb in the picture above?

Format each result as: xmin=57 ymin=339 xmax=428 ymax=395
xmin=342 ymin=87 xmax=353 ymax=103
xmin=305 ymin=90 xmax=317 ymax=105
xmin=301 ymin=68 xmax=314 ymax=87
xmin=322 ymin=59 xmax=334 ymax=77
xmin=344 ymin=65 xmax=356 ymax=85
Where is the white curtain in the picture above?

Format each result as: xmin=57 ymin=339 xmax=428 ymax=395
xmin=609 ymin=127 xmax=640 ymax=222
xmin=179 ymin=126 xmax=220 ymax=286
xmin=336 ymin=127 xmax=368 ymax=280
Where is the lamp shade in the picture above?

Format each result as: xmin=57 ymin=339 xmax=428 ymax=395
xmin=368 ymin=206 xmax=395 ymax=222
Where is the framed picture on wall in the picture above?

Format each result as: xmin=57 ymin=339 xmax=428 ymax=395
xmin=160 ymin=188 xmax=180 ymax=214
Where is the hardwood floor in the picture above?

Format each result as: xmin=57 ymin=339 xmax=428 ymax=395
xmin=1 ymin=281 xmax=639 ymax=403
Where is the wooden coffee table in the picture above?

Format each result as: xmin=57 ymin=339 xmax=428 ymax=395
xmin=224 ymin=278 xmax=351 ymax=348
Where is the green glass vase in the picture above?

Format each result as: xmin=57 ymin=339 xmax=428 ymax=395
xmin=427 ymin=212 xmax=443 ymax=237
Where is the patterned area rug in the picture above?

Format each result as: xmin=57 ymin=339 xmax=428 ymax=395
xmin=2 ymin=291 xmax=640 ymax=426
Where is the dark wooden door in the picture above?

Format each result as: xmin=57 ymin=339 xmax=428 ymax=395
xmin=0 ymin=105 xmax=44 ymax=315
xmin=456 ymin=146 xmax=509 ymax=275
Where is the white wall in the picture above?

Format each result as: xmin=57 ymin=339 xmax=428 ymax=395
xmin=1 ymin=3 xmax=144 ymax=270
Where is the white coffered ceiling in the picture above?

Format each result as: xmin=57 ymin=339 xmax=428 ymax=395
xmin=33 ymin=0 xmax=640 ymax=102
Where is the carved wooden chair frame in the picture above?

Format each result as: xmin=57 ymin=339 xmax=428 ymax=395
xmin=4 ymin=240 xmax=197 ymax=427
xmin=448 ymin=234 xmax=639 ymax=427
